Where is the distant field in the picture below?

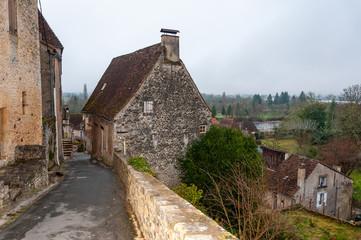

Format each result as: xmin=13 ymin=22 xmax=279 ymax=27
xmin=285 ymin=210 xmax=361 ymax=240
xmin=261 ymin=138 xmax=299 ymax=154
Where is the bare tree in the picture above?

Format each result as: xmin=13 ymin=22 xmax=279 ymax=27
xmin=340 ymin=84 xmax=361 ymax=104
xmin=203 ymin=159 xmax=296 ymax=240
xmin=320 ymin=136 xmax=361 ymax=176
xmin=338 ymin=84 xmax=361 ymax=142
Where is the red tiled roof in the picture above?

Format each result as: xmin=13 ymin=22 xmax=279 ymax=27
xmin=82 ymin=44 xmax=162 ymax=120
xmin=218 ymin=118 xmax=235 ymax=128
xmin=38 ymin=11 xmax=63 ymax=49
xmin=267 ymin=155 xmax=318 ymax=196
xmin=211 ymin=117 xmax=219 ymax=125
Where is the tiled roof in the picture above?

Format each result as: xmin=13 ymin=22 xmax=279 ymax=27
xmin=82 ymin=43 xmax=162 ymax=120
xmin=69 ymin=114 xmax=83 ymax=130
xmin=218 ymin=118 xmax=237 ymax=128
xmin=38 ymin=11 xmax=63 ymax=49
xmin=211 ymin=117 xmax=219 ymax=125
xmin=240 ymin=120 xmax=258 ymax=132
xmin=267 ymin=155 xmax=318 ymax=196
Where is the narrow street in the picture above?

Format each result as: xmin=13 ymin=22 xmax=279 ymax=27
xmin=0 ymin=153 xmax=135 ymax=240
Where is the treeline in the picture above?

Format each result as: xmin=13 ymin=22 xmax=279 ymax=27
xmin=203 ymin=91 xmax=308 ymax=120
xmin=63 ymin=84 xmax=88 ymax=113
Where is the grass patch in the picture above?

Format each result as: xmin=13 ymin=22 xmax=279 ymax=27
xmin=261 ymin=138 xmax=299 ymax=154
xmin=128 ymin=157 xmax=156 ymax=177
xmin=350 ymin=169 xmax=361 ymax=202
xmin=285 ymin=209 xmax=361 ymax=240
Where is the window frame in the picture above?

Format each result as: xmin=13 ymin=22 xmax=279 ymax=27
xmin=199 ymin=125 xmax=206 ymax=134
xmin=144 ymin=101 xmax=154 ymax=114
xmin=319 ymin=175 xmax=327 ymax=187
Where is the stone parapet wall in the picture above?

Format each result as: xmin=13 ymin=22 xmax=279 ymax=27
xmin=114 ymin=153 xmax=237 ymax=240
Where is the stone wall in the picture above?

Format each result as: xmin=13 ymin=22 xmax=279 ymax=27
xmin=295 ymin=163 xmax=353 ymax=220
xmin=0 ymin=145 xmax=48 ymax=211
xmin=89 ymin=115 xmax=114 ymax=166
xmin=0 ymin=0 xmax=43 ymax=166
xmin=114 ymin=58 xmax=212 ymax=188
xmin=40 ymin=41 xmax=64 ymax=164
xmin=114 ymin=153 xmax=237 ymax=240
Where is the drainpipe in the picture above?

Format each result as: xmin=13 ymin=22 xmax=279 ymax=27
xmin=54 ymin=88 xmax=60 ymax=165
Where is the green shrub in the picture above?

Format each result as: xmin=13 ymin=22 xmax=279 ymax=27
xmin=173 ymin=183 xmax=207 ymax=213
xmin=179 ymin=126 xmax=262 ymax=192
xmin=173 ymin=183 xmax=203 ymax=206
xmin=128 ymin=157 xmax=156 ymax=177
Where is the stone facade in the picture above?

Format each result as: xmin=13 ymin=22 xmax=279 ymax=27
xmin=294 ymin=163 xmax=353 ymax=220
xmin=84 ymin=33 xmax=212 ymax=187
xmin=265 ymin=151 xmax=353 ymax=220
xmin=0 ymin=0 xmax=43 ymax=166
xmin=113 ymin=60 xmax=212 ymax=187
xmin=114 ymin=153 xmax=237 ymax=240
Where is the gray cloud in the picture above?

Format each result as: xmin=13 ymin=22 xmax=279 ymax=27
xmin=41 ymin=0 xmax=361 ymax=96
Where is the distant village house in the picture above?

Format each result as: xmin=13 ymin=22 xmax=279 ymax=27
xmin=262 ymin=146 xmax=353 ymax=220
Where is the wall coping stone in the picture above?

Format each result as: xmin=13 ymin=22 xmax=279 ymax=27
xmin=114 ymin=153 xmax=238 ymax=240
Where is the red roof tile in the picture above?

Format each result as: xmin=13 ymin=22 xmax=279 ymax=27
xmin=82 ymin=44 xmax=162 ymax=120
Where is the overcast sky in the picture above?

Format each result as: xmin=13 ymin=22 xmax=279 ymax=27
xmin=40 ymin=0 xmax=361 ymax=96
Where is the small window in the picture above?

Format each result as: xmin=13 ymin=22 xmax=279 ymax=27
xmin=144 ymin=101 xmax=154 ymax=114
xmin=22 ymin=91 xmax=28 ymax=115
xmin=281 ymin=200 xmax=284 ymax=208
xmin=8 ymin=0 xmax=17 ymax=34
xmin=319 ymin=176 xmax=327 ymax=187
xmin=200 ymin=125 xmax=206 ymax=134
xmin=101 ymin=83 xmax=107 ymax=91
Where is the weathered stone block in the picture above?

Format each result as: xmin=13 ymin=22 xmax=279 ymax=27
xmin=15 ymin=145 xmax=46 ymax=161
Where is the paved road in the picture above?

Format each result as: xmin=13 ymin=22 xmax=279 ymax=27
xmin=0 ymin=153 xmax=135 ymax=240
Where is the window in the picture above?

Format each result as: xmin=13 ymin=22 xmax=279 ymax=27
xmin=144 ymin=101 xmax=153 ymax=114
xmin=316 ymin=192 xmax=327 ymax=207
xmin=200 ymin=125 xmax=206 ymax=134
xmin=281 ymin=200 xmax=284 ymax=208
xmin=8 ymin=0 xmax=17 ymax=34
xmin=22 ymin=91 xmax=28 ymax=115
xmin=319 ymin=176 xmax=327 ymax=187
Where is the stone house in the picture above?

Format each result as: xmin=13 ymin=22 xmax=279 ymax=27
xmin=262 ymin=146 xmax=353 ymax=220
xmin=82 ymin=30 xmax=212 ymax=187
xmin=0 ymin=0 xmax=63 ymax=210
xmin=39 ymin=11 xmax=64 ymax=167
xmin=0 ymin=0 xmax=43 ymax=167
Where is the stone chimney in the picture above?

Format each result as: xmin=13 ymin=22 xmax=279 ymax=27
xmin=333 ymin=165 xmax=342 ymax=172
xmin=160 ymin=28 xmax=180 ymax=62
xmin=297 ymin=165 xmax=306 ymax=188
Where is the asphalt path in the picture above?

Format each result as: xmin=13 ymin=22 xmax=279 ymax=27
xmin=0 ymin=152 xmax=135 ymax=240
